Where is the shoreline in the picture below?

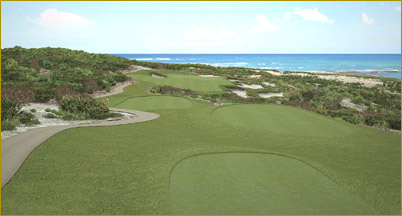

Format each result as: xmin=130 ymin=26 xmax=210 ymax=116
xmin=129 ymin=59 xmax=401 ymax=79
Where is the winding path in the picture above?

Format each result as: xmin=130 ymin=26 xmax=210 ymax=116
xmin=1 ymin=108 xmax=160 ymax=188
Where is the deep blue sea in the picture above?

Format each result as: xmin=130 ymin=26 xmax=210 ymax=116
xmin=111 ymin=54 xmax=401 ymax=79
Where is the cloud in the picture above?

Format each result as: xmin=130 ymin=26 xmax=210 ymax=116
xmin=284 ymin=12 xmax=292 ymax=20
xmin=38 ymin=9 xmax=91 ymax=30
xmin=362 ymin=13 xmax=374 ymax=24
xmin=396 ymin=6 xmax=401 ymax=12
xmin=294 ymin=8 xmax=333 ymax=23
xmin=249 ymin=15 xmax=279 ymax=34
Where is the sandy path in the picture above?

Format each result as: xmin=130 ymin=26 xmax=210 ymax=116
xmin=119 ymin=65 xmax=152 ymax=74
xmin=93 ymin=65 xmax=152 ymax=98
xmin=1 ymin=108 xmax=160 ymax=188
xmin=93 ymin=80 xmax=135 ymax=98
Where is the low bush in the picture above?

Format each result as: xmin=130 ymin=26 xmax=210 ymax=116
xmin=1 ymin=97 xmax=21 ymax=122
xmin=59 ymin=96 xmax=109 ymax=119
xmin=34 ymin=87 xmax=57 ymax=102
xmin=30 ymin=108 xmax=37 ymax=113
xmin=45 ymin=109 xmax=63 ymax=116
xmin=43 ymin=113 xmax=59 ymax=119
xmin=1 ymin=118 xmax=20 ymax=131
xmin=62 ymin=113 xmax=86 ymax=121
xmin=25 ymin=119 xmax=40 ymax=127
xmin=19 ymin=112 xmax=35 ymax=124
xmin=112 ymin=73 xmax=128 ymax=82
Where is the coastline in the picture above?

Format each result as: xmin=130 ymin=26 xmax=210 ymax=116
xmin=111 ymin=53 xmax=402 ymax=79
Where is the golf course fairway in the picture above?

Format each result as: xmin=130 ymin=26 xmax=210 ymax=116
xmin=212 ymin=104 xmax=353 ymax=137
xmin=1 ymin=72 xmax=400 ymax=215
xmin=170 ymin=153 xmax=378 ymax=215
xmin=128 ymin=70 xmax=232 ymax=92
xmin=115 ymin=95 xmax=192 ymax=111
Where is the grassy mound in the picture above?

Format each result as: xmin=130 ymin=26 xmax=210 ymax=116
xmin=115 ymin=96 xmax=192 ymax=111
xmin=170 ymin=153 xmax=378 ymax=215
xmin=128 ymin=70 xmax=232 ymax=92
xmin=212 ymin=104 xmax=352 ymax=137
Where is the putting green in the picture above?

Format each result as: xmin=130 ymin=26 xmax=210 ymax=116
xmin=115 ymin=96 xmax=192 ymax=111
xmin=212 ymin=104 xmax=352 ymax=137
xmin=170 ymin=153 xmax=378 ymax=215
xmin=128 ymin=70 xmax=232 ymax=92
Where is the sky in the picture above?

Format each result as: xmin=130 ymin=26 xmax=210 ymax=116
xmin=1 ymin=1 xmax=401 ymax=54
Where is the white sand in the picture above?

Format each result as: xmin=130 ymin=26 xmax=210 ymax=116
xmin=228 ymin=89 xmax=249 ymax=98
xmin=316 ymin=75 xmax=382 ymax=88
xmin=239 ymin=84 xmax=264 ymax=89
xmin=262 ymin=82 xmax=276 ymax=87
xmin=198 ymin=75 xmax=220 ymax=77
xmin=1 ymin=103 xmax=135 ymax=140
xmin=264 ymin=70 xmax=382 ymax=88
xmin=340 ymin=98 xmax=367 ymax=112
xmin=249 ymin=74 xmax=262 ymax=78
xmin=258 ymin=92 xmax=284 ymax=98
xmin=265 ymin=71 xmax=284 ymax=76
xmin=152 ymin=74 xmax=165 ymax=78
xmin=119 ymin=65 xmax=152 ymax=74
xmin=384 ymin=90 xmax=401 ymax=95
xmin=229 ymin=79 xmax=240 ymax=82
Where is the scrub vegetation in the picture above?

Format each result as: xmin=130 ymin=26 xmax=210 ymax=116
xmin=136 ymin=64 xmax=400 ymax=131
xmin=1 ymin=47 xmax=130 ymax=130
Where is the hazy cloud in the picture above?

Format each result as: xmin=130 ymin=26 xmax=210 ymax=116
xmin=38 ymin=9 xmax=91 ymax=30
xmin=294 ymin=8 xmax=334 ymax=23
xmin=362 ymin=13 xmax=374 ymax=24
xmin=249 ymin=15 xmax=279 ymax=34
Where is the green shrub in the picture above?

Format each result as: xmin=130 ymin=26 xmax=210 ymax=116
xmin=386 ymin=116 xmax=401 ymax=130
xmin=345 ymin=114 xmax=363 ymax=125
xmin=59 ymin=96 xmax=109 ymax=119
xmin=112 ymin=73 xmax=128 ymax=82
xmin=1 ymin=118 xmax=20 ymax=131
xmin=34 ymin=88 xmax=57 ymax=102
xmin=1 ymin=97 xmax=21 ymax=122
xmin=43 ymin=113 xmax=58 ymax=119
xmin=47 ymin=109 xmax=63 ymax=116
xmin=19 ymin=112 xmax=35 ymax=124
xmin=25 ymin=119 xmax=40 ymax=126
xmin=62 ymin=113 xmax=86 ymax=121
xmin=30 ymin=108 xmax=37 ymax=113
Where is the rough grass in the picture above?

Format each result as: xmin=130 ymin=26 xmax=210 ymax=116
xmin=170 ymin=153 xmax=378 ymax=215
xmin=1 ymin=75 xmax=400 ymax=214
xmin=127 ymin=70 xmax=233 ymax=92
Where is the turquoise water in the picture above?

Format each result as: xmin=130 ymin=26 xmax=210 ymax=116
xmin=111 ymin=54 xmax=401 ymax=79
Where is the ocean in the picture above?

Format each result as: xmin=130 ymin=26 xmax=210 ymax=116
xmin=111 ymin=54 xmax=401 ymax=79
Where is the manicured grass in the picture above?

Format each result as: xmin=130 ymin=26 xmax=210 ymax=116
xmin=127 ymin=70 xmax=233 ymax=92
xmin=212 ymin=104 xmax=353 ymax=137
xmin=115 ymin=95 xmax=192 ymax=111
xmin=1 ymin=73 xmax=400 ymax=214
xmin=171 ymin=153 xmax=378 ymax=215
